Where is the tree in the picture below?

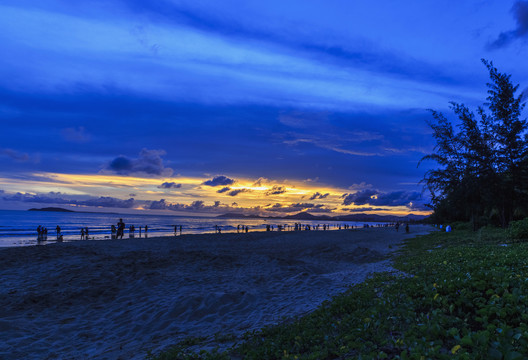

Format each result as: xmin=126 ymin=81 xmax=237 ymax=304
xmin=421 ymin=60 xmax=527 ymax=229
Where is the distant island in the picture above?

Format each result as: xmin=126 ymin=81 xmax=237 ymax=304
xmin=28 ymin=207 xmax=118 ymax=215
xmin=216 ymin=211 xmax=427 ymax=222
xmin=28 ymin=207 xmax=75 ymax=213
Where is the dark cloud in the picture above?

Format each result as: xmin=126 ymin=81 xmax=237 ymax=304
xmin=61 ymin=126 xmax=91 ymax=143
xmin=2 ymin=191 xmax=135 ymax=208
xmin=107 ymin=148 xmax=173 ymax=176
xmin=374 ymin=191 xmax=422 ymax=207
xmin=227 ymin=188 xmax=251 ymax=197
xmin=488 ymin=1 xmax=528 ymax=49
xmin=266 ymin=202 xmax=332 ymax=213
xmin=252 ymin=177 xmax=268 ymax=187
xmin=309 ymin=192 xmax=329 ymax=200
xmin=342 ymin=189 xmax=422 ymax=207
xmin=342 ymin=190 xmax=378 ymax=206
xmin=217 ymin=187 xmax=231 ymax=193
xmin=0 ymin=148 xmax=34 ymax=163
xmin=265 ymin=185 xmax=287 ymax=196
xmin=79 ymin=197 xmax=135 ymax=208
xmin=202 ymin=175 xmax=236 ymax=187
xmin=149 ymin=199 xmax=205 ymax=211
xmin=158 ymin=182 xmax=182 ymax=189
xmin=148 ymin=199 xmax=233 ymax=212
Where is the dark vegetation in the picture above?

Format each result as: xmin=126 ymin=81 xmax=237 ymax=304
xmin=420 ymin=59 xmax=527 ymax=230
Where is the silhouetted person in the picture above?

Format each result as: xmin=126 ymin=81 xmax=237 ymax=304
xmin=405 ymin=223 xmax=409 ymax=233
xmin=80 ymin=228 xmax=85 ymax=240
xmin=117 ymin=218 xmax=125 ymax=239
xmin=111 ymin=225 xmax=116 ymax=239
xmin=56 ymin=225 xmax=61 ymax=239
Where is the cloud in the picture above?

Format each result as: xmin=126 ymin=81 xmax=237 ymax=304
xmin=252 ymin=177 xmax=269 ymax=187
xmin=488 ymin=1 xmax=528 ymax=49
xmin=266 ymin=202 xmax=333 ymax=213
xmin=61 ymin=126 xmax=91 ymax=143
xmin=217 ymin=186 xmax=231 ymax=193
xmin=342 ymin=189 xmax=422 ymax=207
xmin=79 ymin=196 xmax=135 ymax=208
xmin=342 ymin=190 xmax=378 ymax=206
xmin=106 ymin=148 xmax=173 ymax=176
xmin=158 ymin=182 xmax=182 ymax=189
xmin=202 ymin=175 xmax=236 ymax=187
xmin=309 ymin=192 xmax=329 ymax=200
xmin=130 ymin=25 xmax=160 ymax=55
xmin=0 ymin=148 xmax=37 ymax=163
xmin=265 ymin=185 xmax=287 ymax=196
xmin=227 ymin=188 xmax=251 ymax=196
xmin=2 ymin=191 xmax=136 ymax=208
xmin=148 ymin=199 xmax=234 ymax=212
xmin=348 ymin=182 xmax=373 ymax=191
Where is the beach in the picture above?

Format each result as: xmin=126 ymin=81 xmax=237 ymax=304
xmin=0 ymin=225 xmax=432 ymax=359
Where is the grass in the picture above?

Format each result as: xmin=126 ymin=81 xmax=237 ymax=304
xmin=149 ymin=226 xmax=528 ymax=359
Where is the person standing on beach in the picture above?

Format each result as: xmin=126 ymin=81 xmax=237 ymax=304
xmin=111 ymin=225 xmax=116 ymax=239
xmin=144 ymin=225 xmax=148 ymax=236
xmin=80 ymin=228 xmax=85 ymax=240
xmin=56 ymin=225 xmax=61 ymax=239
xmin=85 ymin=227 xmax=89 ymax=240
xmin=117 ymin=218 xmax=125 ymax=239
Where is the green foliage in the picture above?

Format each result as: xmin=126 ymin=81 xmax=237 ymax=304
xmin=509 ymin=218 xmax=528 ymax=241
xmin=451 ymin=221 xmax=472 ymax=231
xmin=151 ymin=228 xmax=528 ymax=359
xmin=420 ymin=59 xmax=527 ymax=228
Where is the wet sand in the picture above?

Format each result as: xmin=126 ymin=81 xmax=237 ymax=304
xmin=0 ymin=225 xmax=432 ymax=359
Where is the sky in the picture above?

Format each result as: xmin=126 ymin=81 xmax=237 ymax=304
xmin=0 ymin=0 xmax=527 ymax=217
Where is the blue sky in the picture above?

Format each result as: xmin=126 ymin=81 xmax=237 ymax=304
xmin=0 ymin=0 xmax=527 ymax=216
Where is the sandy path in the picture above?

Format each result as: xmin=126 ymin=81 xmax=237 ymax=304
xmin=0 ymin=225 xmax=432 ymax=359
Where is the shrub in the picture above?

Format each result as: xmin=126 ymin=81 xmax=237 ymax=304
xmin=451 ymin=221 xmax=471 ymax=231
xmin=509 ymin=218 xmax=528 ymax=241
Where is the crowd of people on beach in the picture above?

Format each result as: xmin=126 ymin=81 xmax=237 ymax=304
xmin=37 ymin=219 xmax=411 ymax=242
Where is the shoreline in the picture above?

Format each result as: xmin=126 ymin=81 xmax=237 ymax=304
xmin=0 ymin=225 xmax=433 ymax=359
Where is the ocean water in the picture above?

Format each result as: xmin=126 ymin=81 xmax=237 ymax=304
xmin=0 ymin=209 xmax=385 ymax=247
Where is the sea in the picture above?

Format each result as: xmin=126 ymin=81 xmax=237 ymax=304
xmin=0 ymin=209 xmax=387 ymax=247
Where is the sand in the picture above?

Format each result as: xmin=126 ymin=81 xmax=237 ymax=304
xmin=0 ymin=225 xmax=433 ymax=359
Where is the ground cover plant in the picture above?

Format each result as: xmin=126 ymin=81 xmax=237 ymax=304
xmin=150 ymin=226 xmax=528 ymax=359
